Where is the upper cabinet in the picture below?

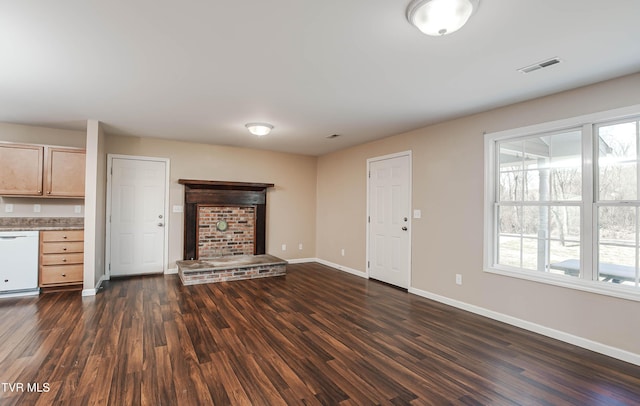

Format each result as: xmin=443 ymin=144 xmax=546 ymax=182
xmin=0 ymin=143 xmax=85 ymax=198
xmin=0 ymin=143 xmax=44 ymax=196
xmin=45 ymin=147 xmax=86 ymax=197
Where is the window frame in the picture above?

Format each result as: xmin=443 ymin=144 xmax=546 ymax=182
xmin=484 ymin=104 xmax=640 ymax=302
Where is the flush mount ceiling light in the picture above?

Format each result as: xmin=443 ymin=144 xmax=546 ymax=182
xmin=407 ymin=0 xmax=479 ymax=36
xmin=245 ymin=122 xmax=273 ymax=136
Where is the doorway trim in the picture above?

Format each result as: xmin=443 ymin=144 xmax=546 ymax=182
xmin=366 ymin=150 xmax=412 ymax=288
xmin=105 ymin=154 xmax=171 ymax=279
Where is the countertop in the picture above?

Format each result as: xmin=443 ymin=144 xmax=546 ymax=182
xmin=0 ymin=217 xmax=84 ymax=231
xmin=0 ymin=226 xmax=84 ymax=231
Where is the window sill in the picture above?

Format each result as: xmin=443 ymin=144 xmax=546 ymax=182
xmin=484 ymin=266 xmax=640 ymax=302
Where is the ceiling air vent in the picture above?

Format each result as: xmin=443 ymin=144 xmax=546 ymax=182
xmin=518 ymin=57 xmax=561 ymax=74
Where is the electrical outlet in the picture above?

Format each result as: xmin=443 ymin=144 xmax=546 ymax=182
xmin=282 ymin=244 xmax=287 ymax=251
xmin=33 ymin=204 xmax=41 ymax=213
xmin=4 ymin=204 xmax=13 ymax=213
xmin=455 ymin=274 xmax=462 ymax=285
xmin=74 ymin=205 xmax=82 ymax=214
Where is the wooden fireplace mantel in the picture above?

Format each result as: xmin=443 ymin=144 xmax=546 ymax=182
xmin=179 ymin=179 xmax=275 ymax=260
xmin=178 ymin=179 xmax=275 ymax=191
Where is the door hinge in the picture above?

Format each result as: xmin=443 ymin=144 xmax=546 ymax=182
xmin=108 ymin=263 xmax=111 ymax=271
xmin=368 ymin=216 xmax=370 ymax=223
xmin=368 ymin=171 xmax=371 ymax=178
xmin=367 ymin=261 xmax=370 ymax=268
xmin=110 ymin=167 xmax=113 ymax=175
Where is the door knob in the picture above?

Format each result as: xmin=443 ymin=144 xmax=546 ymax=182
xmin=158 ymin=223 xmax=164 ymax=227
xmin=402 ymin=226 xmax=408 ymax=231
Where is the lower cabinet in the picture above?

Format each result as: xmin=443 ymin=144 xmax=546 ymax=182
xmin=39 ymin=229 xmax=84 ymax=291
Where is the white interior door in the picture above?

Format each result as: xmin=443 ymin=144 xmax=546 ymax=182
xmin=109 ymin=157 xmax=167 ymax=276
xmin=368 ymin=154 xmax=411 ymax=288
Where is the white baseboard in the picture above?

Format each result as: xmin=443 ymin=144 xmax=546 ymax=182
xmin=165 ymin=267 xmax=178 ymax=275
xmin=409 ymin=287 xmax=640 ymax=367
xmin=286 ymin=258 xmax=317 ymax=264
xmin=82 ymin=274 xmax=108 ymax=297
xmin=314 ymin=258 xmax=367 ymax=278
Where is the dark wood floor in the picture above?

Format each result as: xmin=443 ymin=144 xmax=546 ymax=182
xmin=0 ymin=262 xmax=639 ymax=405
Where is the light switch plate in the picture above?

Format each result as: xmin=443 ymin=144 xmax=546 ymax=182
xmin=413 ymin=209 xmax=422 ymax=219
xmin=456 ymin=274 xmax=462 ymax=285
xmin=172 ymin=205 xmax=184 ymax=213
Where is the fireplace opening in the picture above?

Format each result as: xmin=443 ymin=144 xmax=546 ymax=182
xmin=197 ymin=205 xmax=256 ymax=258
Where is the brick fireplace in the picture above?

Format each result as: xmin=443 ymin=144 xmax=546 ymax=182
xmin=177 ymin=179 xmax=285 ymax=285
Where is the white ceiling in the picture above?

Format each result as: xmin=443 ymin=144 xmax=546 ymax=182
xmin=1 ymin=0 xmax=639 ymax=156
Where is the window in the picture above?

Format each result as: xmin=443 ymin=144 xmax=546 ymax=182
xmin=596 ymin=120 xmax=639 ymax=287
xmin=484 ymin=105 xmax=640 ymax=300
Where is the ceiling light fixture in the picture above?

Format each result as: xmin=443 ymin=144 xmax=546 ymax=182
xmin=407 ymin=0 xmax=479 ymax=36
xmin=245 ymin=122 xmax=273 ymax=136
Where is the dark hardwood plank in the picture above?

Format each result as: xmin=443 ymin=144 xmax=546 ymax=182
xmin=0 ymin=262 xmax=639 ymax=405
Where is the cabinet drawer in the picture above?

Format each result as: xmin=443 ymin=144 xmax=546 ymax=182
xmin=40 ymin=264 xmax=83 ymax=285
xmin=41 ymin=230 xmax=84 ymax=242
xmin=41 ymin=252 xmax=84 ymax=266
xmin=41 ymin=241 xmax=84 ymax=254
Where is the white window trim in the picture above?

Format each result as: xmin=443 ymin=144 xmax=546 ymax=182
xmin=484 ymin=104 xmax=640 ymax=302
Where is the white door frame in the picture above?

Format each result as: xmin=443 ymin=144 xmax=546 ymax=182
xmin=105 ymin=154 xmax=171 ymax=279
xmin=366 ymin=150 xmax=412 ymax=288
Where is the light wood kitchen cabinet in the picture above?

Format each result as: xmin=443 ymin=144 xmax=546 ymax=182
xmin=0 ymin=143 xmax=44 ymax=195
xmin=39 ymin=229 xmax=84 ymax=291
xmin=45 ymin=147 xmax=86 ymax=197
xmin=0 ymin=143 xmax=85 ymax=198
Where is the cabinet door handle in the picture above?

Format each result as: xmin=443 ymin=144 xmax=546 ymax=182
xmin=63 ymin=248 xmax=67 ymax=251
xmin=62 ymin=258 xmax=67 ymax=262
xmin=63 ymin=236 xmax=67 ymax=239
xmin=61 ymin=274 xmax=66 ymax=277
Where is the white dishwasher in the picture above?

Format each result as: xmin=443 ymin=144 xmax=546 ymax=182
xmin=0 ymin=230 xmax=39 ymax=296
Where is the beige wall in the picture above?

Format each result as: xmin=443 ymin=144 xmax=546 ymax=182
xmin=316 ymin=72 xmax=640 ymax=356
xmin=106 ymin=135 xmax=317 ymax=269
xmin=0 ymin=122 xmax=86 ymax=217
xmin=83 ymin=120 xmax=108 ymax=290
